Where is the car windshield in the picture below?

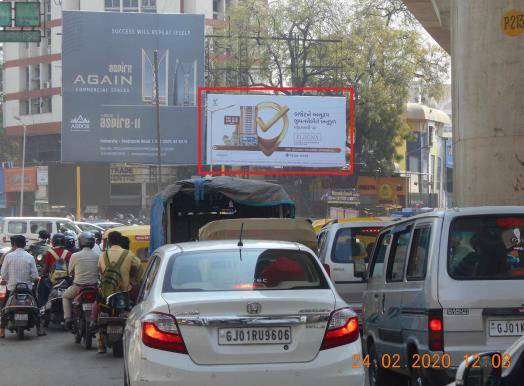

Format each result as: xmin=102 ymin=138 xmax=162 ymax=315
xmin=163 ymin=249 xmax=328 ymax=292
xmin=448 ymin=215 xmax=524 ymax=280
xmin=332 ymin=227 xmax=382 ymax=264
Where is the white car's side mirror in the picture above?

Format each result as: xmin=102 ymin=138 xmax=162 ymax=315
xmin=455 ymin=352 xmax=502 ymax=386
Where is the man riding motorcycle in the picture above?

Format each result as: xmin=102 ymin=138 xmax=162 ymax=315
xmin=37 ymin=233 xmax=73 ymax=307
xmin=94 ymin=231 xmax=141 ymax=353
xmin=27 ymin=230 xmax=51 ymax=258
xmin=0 ymin=235 xmax=45 ymax=338
xmin=63 ymin=232 xmax=99 ymax=330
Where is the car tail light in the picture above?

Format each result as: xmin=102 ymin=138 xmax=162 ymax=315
xmin=323 ymin=264 xmax=331 ymax=277
xmin=142 ymin=312 xmax=187 ymax=354
xmin=320 ymin=308 xmax=359 ymax=350
xmin=428 ymin=309 xmax=444 ymax=351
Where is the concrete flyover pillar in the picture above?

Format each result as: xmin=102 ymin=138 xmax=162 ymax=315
xmin=452 ymin=0 xmax=524 ymax=206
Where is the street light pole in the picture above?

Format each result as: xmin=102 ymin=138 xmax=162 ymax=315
xmin=14 ymin=116 xmax=27 ymax=217
xmin=153 ymin=50 xmax=162 ymax=192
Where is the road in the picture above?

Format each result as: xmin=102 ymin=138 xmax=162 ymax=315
xmin=0 ymin=326 xmax=123 ymax=386
xmin=0 ymin=326 xmax=370 ymax=386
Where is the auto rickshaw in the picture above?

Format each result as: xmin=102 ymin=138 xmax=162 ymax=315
xmin=102 ymin=225 xmax=150 ymax=269
xmin=199 ymin=218 xmax=318 ymax=253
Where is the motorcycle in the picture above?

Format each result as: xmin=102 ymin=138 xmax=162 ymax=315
xmin=97 ymin=291 xmax=131 ymax=357
xmin=71 ymin=286 xmax=98 ymax=349
xmin=1 ymin=282 xmax=39 ymax=340
xmin=41 ymin=276 xmax=73 ymax=328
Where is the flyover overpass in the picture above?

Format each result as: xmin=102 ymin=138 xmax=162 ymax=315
xmin=402 ymin=0 xmax=524 ymax=207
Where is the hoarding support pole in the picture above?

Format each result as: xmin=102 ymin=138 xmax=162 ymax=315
xmin=76 ymin=166 xmax=81 ymax=221
xmin=154 ymin=50 xmax=162 ymax=192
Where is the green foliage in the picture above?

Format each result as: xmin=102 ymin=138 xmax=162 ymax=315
xmin=208 ymin=0 xmax=449 ymax=173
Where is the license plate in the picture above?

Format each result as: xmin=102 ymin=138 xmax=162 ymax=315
xmin=14 ymin=313 xmax=29 ymax=321
xmin=218 ymin=326 xmax=292 ymax=345
xmin=82 ymin=303 xmax=93 ymax=311
xmin=489 ymin=320 xmax=524 ymax=336
xmin=107 ymin=325 xmax=123 ymax=335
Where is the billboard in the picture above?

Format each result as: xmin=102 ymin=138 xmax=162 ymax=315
xmin=205 ymin=93 xmax=347 ymax=168
xmin=62 ymin=11 xmax=204 ymax=164
xmin=3 ymin=167 xmax=37 ymax=193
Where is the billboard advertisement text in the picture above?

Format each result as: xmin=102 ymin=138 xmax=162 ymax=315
xmin=62 ymin=11 xmax=204 ymax=164
xmin=205 ymin=93 xmax=347 ymax=168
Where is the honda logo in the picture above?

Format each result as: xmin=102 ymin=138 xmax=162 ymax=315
xmin=247 ymin=302 xmax=261 ymax=315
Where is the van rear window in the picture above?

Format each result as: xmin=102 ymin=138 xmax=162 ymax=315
xmin=448 ymin=215 xmax=524 ymax=280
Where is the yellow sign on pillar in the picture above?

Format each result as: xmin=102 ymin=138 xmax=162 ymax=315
xmin=501 ymin=10 xmax=524 ymax=37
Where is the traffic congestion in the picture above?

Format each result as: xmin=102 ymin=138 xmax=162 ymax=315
xmin=0 ymin=177 xmax=523 ymax=386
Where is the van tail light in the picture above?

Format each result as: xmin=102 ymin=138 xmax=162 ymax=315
xmin=142 ymin=312 xmax=187 ymax=354
xmin=323 ymin=264 xmax=331 ymax=277
xmin=320 ymin=308 xmax=359 ymax=350
xmin=428 ymin=309 xmax=444 ymax=351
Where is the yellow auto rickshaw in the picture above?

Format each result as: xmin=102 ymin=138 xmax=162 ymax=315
xmin=102 ymin=225 xmax=150 ymax=269
xmin=199 ymin=218 xmax=318 ymax=253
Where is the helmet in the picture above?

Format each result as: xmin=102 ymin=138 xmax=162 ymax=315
xmin=78 ymin=231 xmax=95 ymax=249
xmin=64 ymin=234 xmax=76 ymax=251
xmin=38 ymin=230 xmax=50 ymax=240
xmin=52 ymin=233 xmax=66 ymax=247
xmin=92 ymin=230 xmax=102 ymax=242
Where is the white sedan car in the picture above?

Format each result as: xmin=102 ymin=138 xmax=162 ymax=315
xmin=124 ymin=240 xmax=365 ymax=386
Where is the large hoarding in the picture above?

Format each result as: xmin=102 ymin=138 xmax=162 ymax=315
xmin=62 ymin=11 xmax=204 ymax=164
xmin=205 ymin=93 xmax=347 ymax=168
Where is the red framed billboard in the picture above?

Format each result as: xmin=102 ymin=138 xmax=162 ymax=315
xmin=197 ymin=86 xmax=354 ymax=176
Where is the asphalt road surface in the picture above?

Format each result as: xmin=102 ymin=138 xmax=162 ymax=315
xmin=0 ymin=326 xmax=123 ymax=386
xmin=0 ymin=326 xmax=371 ymax=386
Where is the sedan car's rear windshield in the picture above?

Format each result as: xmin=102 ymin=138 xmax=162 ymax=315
xmin=163 ymin=249 xmax=329 ymax=292
xmin=448 ymin=215 xmax=524 ymax=280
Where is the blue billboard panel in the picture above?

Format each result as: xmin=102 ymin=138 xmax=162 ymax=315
xmin=61 ymin=11 xmax=204 ymax=164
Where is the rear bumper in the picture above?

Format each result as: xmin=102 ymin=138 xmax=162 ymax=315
xmin=129 ymin=340 xmax=365 ymax=386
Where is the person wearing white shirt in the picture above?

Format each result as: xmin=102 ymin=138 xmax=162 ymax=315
xmin=0 ymin=235 xmax=45 ymax=338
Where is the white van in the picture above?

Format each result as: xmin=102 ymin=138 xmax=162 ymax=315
xmin=361 ymin=207 xmax=524 ymax=386
xmin=0 ymin=217 xmax=81 ymax=246
xmin=317 ymin=218 xmax=392 ymax=316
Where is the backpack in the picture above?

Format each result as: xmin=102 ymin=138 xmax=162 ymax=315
xmin=99 ymin=250 xmax=128 ymax=298
xmin=50 ymin=249 xmax=69 ymax=284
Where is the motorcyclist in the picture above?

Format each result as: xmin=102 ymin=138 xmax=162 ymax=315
xmin=37 ymin=233 xmax=72 ymax=307
xmin=63 ymin=232 xmax=99 ymax=330
xmin=0 ymin=235 xmax=45 ymax=338
xmin=64 ymin=230 xmax=79 ymax=253
xmin=27 ymin=230 xmax=51 ymax=258
xmin=94 ymin=231 xmax=140 ymax=353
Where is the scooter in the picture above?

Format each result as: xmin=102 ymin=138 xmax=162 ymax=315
xmin=41 ymin=276 xmax=73 ymax=328
xmin=1 ymin=282 xmax=39 ymax=340
xmin=71 ymin=286 xmax=98 ymax=349
xmin=97 ymin=291 xmax=131 ymax=357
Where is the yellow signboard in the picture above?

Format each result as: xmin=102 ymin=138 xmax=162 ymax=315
xmin=502 ymin=10 xmax=524 ymax=37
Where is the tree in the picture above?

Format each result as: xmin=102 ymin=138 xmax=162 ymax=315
xmin=208 ymin=0 xmax=449 ymax=174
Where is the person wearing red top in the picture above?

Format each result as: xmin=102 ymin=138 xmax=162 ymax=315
xmin=37 ymin=233 xmax=72 ymax=307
